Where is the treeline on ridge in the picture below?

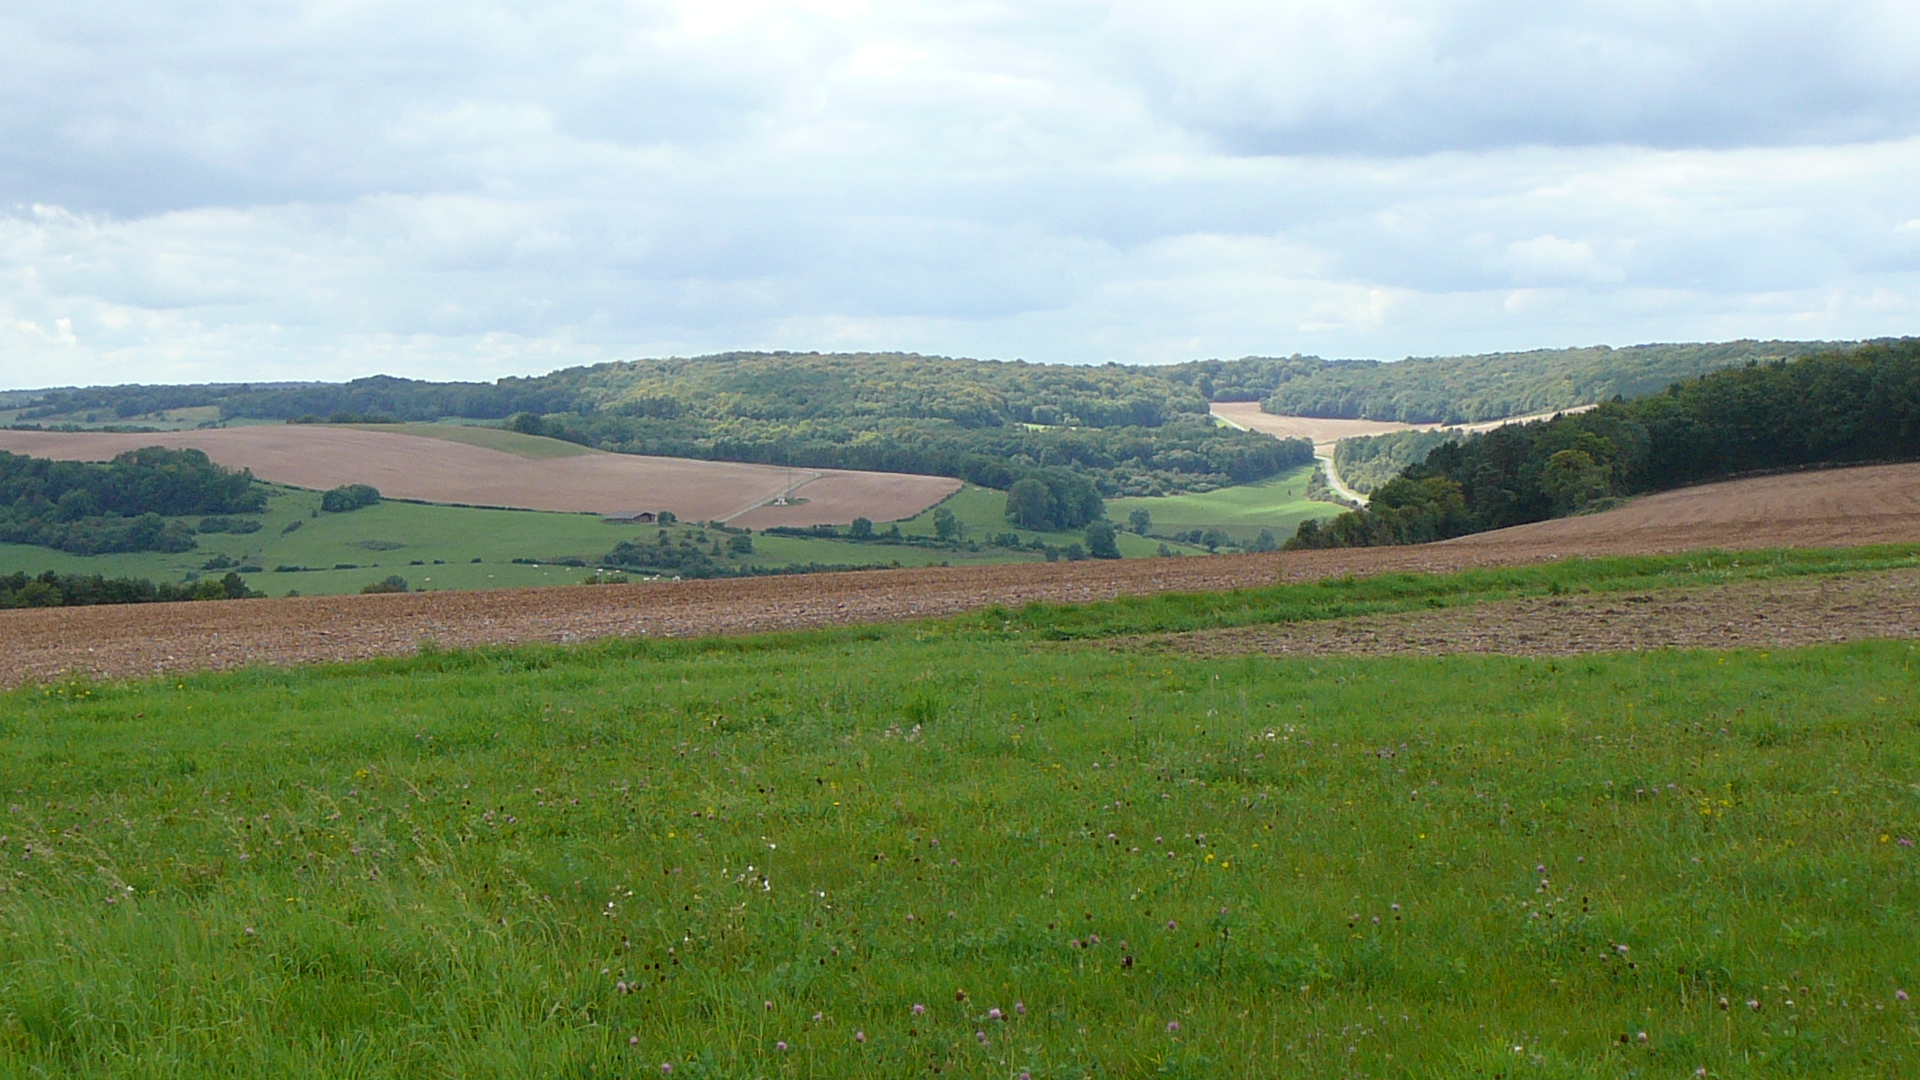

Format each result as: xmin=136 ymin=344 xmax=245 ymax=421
xmin=1289 ymin=340 xmax=1920 ymax=549
xmin=0 ymin=569 xmax=260 ymax=609
xmin=0 ymin=447 xmax=265 ymax=554
xmin=12 ymin=342 xmax=1861 ymax=497
xmin=1161 ymin=340 xmax=1846 ymax=424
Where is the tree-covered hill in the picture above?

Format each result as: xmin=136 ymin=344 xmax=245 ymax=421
xmin=7 ymin=340 xmax=1876 ymax=499
xmin=1161 ymin=340 xmax=1849 ymax=423
xmin=1288 ymin=339 xmax=1920 ymax=549
xmin=10 ymin=354 xmax=1310 ymax=498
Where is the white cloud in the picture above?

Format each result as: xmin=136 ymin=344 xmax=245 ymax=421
xmin=0 ymin=1 xmax=1918 ymax=388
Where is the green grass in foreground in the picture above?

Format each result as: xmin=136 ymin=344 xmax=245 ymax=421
xmin=1 ymin=553 xmax=1918 ymax=1075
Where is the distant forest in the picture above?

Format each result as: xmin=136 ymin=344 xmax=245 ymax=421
xmin=8 ymin=340 xmax=1875 ymax=497
xmin=13 ymin=354 xmax=1311 ymax=498
xmin=1288 ymin=340 xmax=1920 ymax=550
xmin=0 ymin=447 xmax=263 ymax=554
xmin=1161 ymin=340 xmax=1847 ymax=424
xmin=1332 ymin=430 xmax=1464 ymax=495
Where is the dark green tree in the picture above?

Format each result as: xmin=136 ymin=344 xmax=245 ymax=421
xmin=1085 ymin=520 xmax=1121 ymax=559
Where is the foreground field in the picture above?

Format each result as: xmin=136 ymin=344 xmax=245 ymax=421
xmin=0 ymin=584 xmax=1915 ymax=1076
xmin=0 ymin=426 xmax=959 ymax=527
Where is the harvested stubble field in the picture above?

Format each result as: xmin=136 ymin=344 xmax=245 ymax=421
xmin=1210 ymin=401 xmax=1592 ymax=451
xmin=0 ymin=426 xmax=958 ymax=526
xmin=7 ymin=462 xmax=1920 ymax=686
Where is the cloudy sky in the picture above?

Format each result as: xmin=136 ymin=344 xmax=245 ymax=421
xmin=2 ymin=0 xmax=1918 ymax=389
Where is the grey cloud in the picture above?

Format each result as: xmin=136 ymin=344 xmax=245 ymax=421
xmin=1103 ymin=1 xmax=1920 ymax=154
xmin=0 ymin=1 xmax=1917 ymax=389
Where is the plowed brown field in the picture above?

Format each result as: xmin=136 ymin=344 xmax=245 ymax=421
xmin=0 ymin=427 xmax=958 ymax=525
xmin=6 ymin=462 xmax=1920 ymax=686
xmin=1137 ymin=568 xmax=1920 ymax=660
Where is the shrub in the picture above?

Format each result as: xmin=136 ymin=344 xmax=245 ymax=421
xmin=321 ymin=484 xmax=381 ymax=512
xmin=360 ymin=575 xmax=410 ymax=594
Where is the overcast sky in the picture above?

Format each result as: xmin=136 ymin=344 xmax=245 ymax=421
xmin=3 ymin=0 xmax=1918 ymax=389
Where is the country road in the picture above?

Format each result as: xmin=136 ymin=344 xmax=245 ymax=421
xmin=1315 ymin=452 xmax=1369 ymax=506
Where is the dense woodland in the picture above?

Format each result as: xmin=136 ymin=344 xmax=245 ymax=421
xmin=1162 ymin=340 xmax=1844 ymax=423
xmin=4 ymin=341 xmax=1877 ymax=508
xmin=0 ymin=447 xmax=264 ymax=554
xmin=1332 ymin=429 xmax=1464 ymax=494
xmin=1289 ymin=340 xmax=1920 ymax=549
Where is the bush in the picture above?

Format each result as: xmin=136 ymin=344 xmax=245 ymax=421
xmin=321 ymin=484 xmax=381 ymax=512
xmin=360 ymin=575 xmax=410 ymax=594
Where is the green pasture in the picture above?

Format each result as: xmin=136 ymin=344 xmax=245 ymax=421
xmin=0 ymin=484 xmax=1043 ymax=598
xmin=0 ymin=551 xmax=1917 ymax=1076
xmin=895 ymin=485 xmax=1201 ymax=557
xmin=1109 ymin=464 xmax=1336 ymax=543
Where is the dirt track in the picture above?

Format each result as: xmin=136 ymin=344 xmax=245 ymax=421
xmin=0 ymin=427 xmax=958 ymax=526
xmin=5 ymin=462 xmax=1920 ymax=686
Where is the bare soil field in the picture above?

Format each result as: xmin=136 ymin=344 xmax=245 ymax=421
xmin=1447 ymin=462 xmax=1920 ymax=553
xmin=1137 ymin=568 xmax=1920 ymax=660
xmin=0 ymin=427 xmax=957 ymax=525
xmin=5 ymin=462 xmax=1919 ymax=686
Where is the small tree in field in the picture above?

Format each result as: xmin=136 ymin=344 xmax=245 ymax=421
xmin=1127 ymin=508 xmax=1152 ymax=535
xmin=849 ymin=517 xmax=874 ymax=539
xmin=933 ymin=507 xmax=961 ymax=541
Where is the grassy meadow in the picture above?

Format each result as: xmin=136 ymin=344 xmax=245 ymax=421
xmin=0 ymin=484 xmax=1033 ymax=598
xmin=894 ymin=485 xmax=1210 ymax=558
xmin=1107 ymin=467 xmax=1336 ymax=545
xmin=0 ymin=551 xmax=1917 ymax=1076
